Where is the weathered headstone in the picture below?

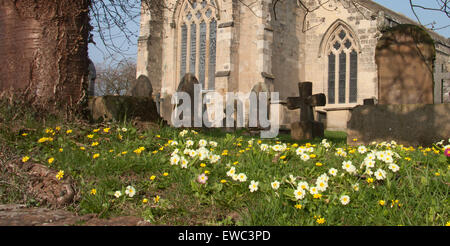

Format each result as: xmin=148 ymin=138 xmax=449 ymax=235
xmin=375 ymin=24 xmax=435 ymax=105
xmin=249 ymin=82 xmax=271 ymax=129
xmin=347 ymin=104 xmax=450 ymax=146
xmin=88 ymin=59 xmax=96 ymax=96
xmin=127 ymin=75 xmax=153 ymax=98
xmin=286 ymin=82 xmax=326 ymax=140
xmin=174 ymin=73 xmax=201 ymax=127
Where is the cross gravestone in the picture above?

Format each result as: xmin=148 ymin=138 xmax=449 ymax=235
xmin=286 ymin=82 xmax=326 ymax=140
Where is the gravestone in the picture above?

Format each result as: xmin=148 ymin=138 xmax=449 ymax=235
xmin=286 ymin=82 xmax=326 ymax=140
xmin=127 ymin=75 xmax=153 ymax=98
xmin=249 ymin=82 xmax=271 ymax=129
xmin=174 ymin=73 xmax=201 ymax=127
xmin=88 ymin=59 xmax=96 ymax=96
xmin=375 ymin=24 xmax=435 ymax=105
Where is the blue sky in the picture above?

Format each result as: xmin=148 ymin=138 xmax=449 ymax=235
xmin=88 ymin=0 xmax=450 ymax=64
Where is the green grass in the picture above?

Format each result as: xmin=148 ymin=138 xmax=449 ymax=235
xmin=0 ymin=104 xmax=448 ymax=226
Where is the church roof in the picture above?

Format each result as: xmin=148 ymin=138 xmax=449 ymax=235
xmin=357 ymin=0 xmax=450 ymax=47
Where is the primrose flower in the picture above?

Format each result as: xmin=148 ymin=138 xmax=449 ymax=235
xmin=294 ymin=188 xmax=306 ymax=200
xmin=374 ymin=169 xmax=387 ymax=180
xmin=309 ymin=186 xmax=319 ymax=195
xmin=197 ymin=173 xmax=208 ymax=184
xmin=328 ymin=168 xmax=338 ymax=176
xmin=300 ymin=153 xmax=310 ymax=162
xmin=237 ymin=173 xmax=247 ymax=182
xmin=179 ymin=129 xmax=188 ymax=137
xmin=114 ymin=191 xmax=122 ymax=198
xmin=226 ymin=167 xmax=236 ymax=177
xmin=358 ymin=146 xmax=367 ymax=154
xmin=186 ymin=140 xmax=194 ymax=147
xmin=340 ymin=195 xmax=350 ymax=205
xmin=260 ymin=144 xmax=269 ymax=151
xmin=170 ymin=154 xmax=180 ymax=165
xmin=388 ymin=164 xmax=400 ymax=172
xmin=188 ymin=149 xmax=197 ymax=158
xmin=125 ymin=186 xmax=136 ymax=197
xmin=271 ymin=181 xmax=280 ymax=190
xmin=249 ymin=180 xmax=259 ymax=192
xmin=199 ymin=139 xmax=207 ymax=147
xmin=316 ymin=180 xmax=328 ymax=192
xmin=297 ymin=181 xmax=309 ymax=191
xmin=180 ymin=157 xmax=188 ymax=168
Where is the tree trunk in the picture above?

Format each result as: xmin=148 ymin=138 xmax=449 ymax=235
xmin=0 ymin=0 xmax=91 ymax=112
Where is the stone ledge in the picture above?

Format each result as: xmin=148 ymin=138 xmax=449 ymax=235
xmin=215 ymin=70 xmax=231 ymax=77
xmin=218 ymin=21 xmax=234 ymax=28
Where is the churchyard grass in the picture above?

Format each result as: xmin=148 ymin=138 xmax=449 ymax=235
xmin=1 ymin=107 xmax=448 ymax=226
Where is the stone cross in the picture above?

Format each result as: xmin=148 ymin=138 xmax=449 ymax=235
xmin=286 ymin=82 xmax=326 ymax=140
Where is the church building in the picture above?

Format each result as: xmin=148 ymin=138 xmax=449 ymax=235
xmin=136 ymin=0 xmax=450 ymax=131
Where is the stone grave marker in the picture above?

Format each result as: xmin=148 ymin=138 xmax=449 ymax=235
xmin=127 ymin=75 xmax=153 ymax=98
xmin=174 ymin=73 xmax=202 ymax=127
xmin=249 ymin=82 xmax=271 ymax=129
xmin=286 ymin=82 xmax=326 ymax=140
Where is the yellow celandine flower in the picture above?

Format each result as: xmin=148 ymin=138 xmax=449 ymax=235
xmin=142 ymin=198 xmax=148 ymax=204
xmin=87 ymin=134 xmax=94 ymax=139
xmin=118 ymin=134 xmax=123 ymax=140
xmin=109 ymin=149 xmax=114 ymax=153
xmin=59 ymin=148 xmax=63 ymax=152
xmin=405 ymin=157 xmax=411 ymax=161
xmin=22 ymin=133 xmax=28 ymax=136
xmin=121 ymin=151 xmax=127 ymax=155
xmin=154 ymin=195 xmax=160 ymax=203
xmin=159 ymin=147 xmax=164 ymax=151
xmin=156 ymin=135 xmax=161 ymax=138
xmin=22 ymin=156 xmax=30 ymax=163
xmin=152 ymin=150 xmax=158 ymax=154
xmin=80 ymin=147 xmax=86 ymax=151
xmin=38 ymin=137 xmax=49 ymax=143
xmin=435 ymin=172 xmax=440 ymax=176
xmin=280 ymin=156 xmax=286 ymax=160
xmin=56 ymin=170 xmax=64 ymax=180
xmin=353 ymin=138 xmax=358 ymax=142
xmin=220 ymin=179 xmax=227 ymax=183
xmin=239 ymin=150 xmax=245 ymax=153
xmin=233 ymin=161 xmax=239 ymax=165
xmin=163 ymin=172 xmax=169 ymax=176
xmin=90 ymin=189 xmax=97 ymax=195
xmin=316 ymin=217 xmax=326 ymax=224
xmin=103 ymin=128 xmax=110 ymax=133
xmin=93 ymin=153 xmax=100 ymax=159
xmin=367 ymin=178 xmax=374 ymax=184
xmin=91 ymin=142 xmax=99 ymax=147
xmin=379 ymin=200 xmax=386 ymax=206
xmin=150 ymin=175 xmax=156 ymax=181
xmin=200 ymin=163 xmax=206 ymax=168
xmin=315 ymin=162 xmax=323 ymax=167
xmin=55 ymin=126 xmax=61 ymax=131
xmin=295 ymin=204 xmax=303 ymax=209
xmin=446 ymin=221 xmax=450 ymax=226
xmin=48 ymin=157 xmax=55 ymax=164
xmin=66 ymin=129 xmax=72 ymax=134
xmin=93 ymin=129 xmax=100 ymax=133
xmin=204 ymin=170 xmax=210 ymax=174
xmin=292 ymin=143 xmax=298 ymax=148
xmin=313 ymin=194 xmax=322 ymax=199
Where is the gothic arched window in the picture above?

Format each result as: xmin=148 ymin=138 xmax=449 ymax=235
xmin=178 ymin=0 xmax=217 ymax=90
xmin=326 ymin=26 xmax=358 ymax=104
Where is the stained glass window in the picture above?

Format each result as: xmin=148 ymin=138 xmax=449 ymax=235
xmin=199 ymin=21 xmax=207 ymax=87
xmin=328 ymin=53 xmax=336 ymax=104
xmin=180 ymin=24 xmax=188 ymax=78
xmin=178 ymin=0 xmax=217 ymax=90
xmin=349 ymin=50 xmax=358 ymax=103
xmin=208 ymin=19 xmax=217 ymax=90
xmin=326 ymin=26 xmax=358 ymax=104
